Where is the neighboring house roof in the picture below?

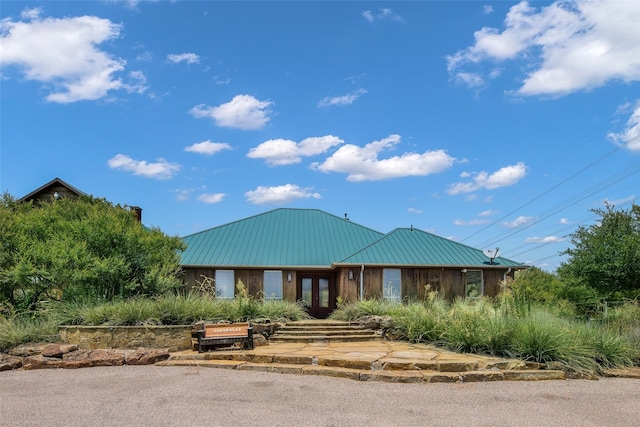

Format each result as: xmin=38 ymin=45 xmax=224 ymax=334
xmin=181 ymin=209 xmax=525 ymax=269
xmin=337 ymin=228 xmax=524 ymax=268
xmin=181 ymin=208 xmax=385 ymax=268
xmin=18 ymin=177 xmax=85 ymax=203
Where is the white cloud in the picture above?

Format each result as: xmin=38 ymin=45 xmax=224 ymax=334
xmin=312 ymin=134 xmax=455 ymax=182
xmin=0 ymin=12 xmax=144 ymax=103
xmin=453 ymin=219 xmax=490 ymax=226
xmin=173 ymin=188 xmax=192 ymax=201
xmin=479 ymin=209 xmax=499 ymax=217
xmin=408 ymin=208 xmax=423 ymax=214
xmin=447 ymin=162 xmax=527 ymax=195
xmin=362 ymin=8 xmax=403 ymax=23
xmin=447 ymin=1 xmax=640 ymax=96
xmin=559 ymin=217 xmax=570 ymax=224
xmin=185 ymin=140 xmax=232 ymax=155
xmin=608 ymin=100 xmax=640 ymax=151
xmin=189 ymin=95 xmax=273 ymax=130
xmin=483 ymin=5 xmax=494 ymax=15
xmin=503 ymin=215 xmax=533 ymax=228
xmin=318 ymin=89 xmax=368 ymax=107
xmin=197 ymin=193 xmax=225 ymax=204
xmin=108 ymin=154 xmax=180 ymax=180
xmin=525 ymin=236 xmax=565 ymax=243
xmin=247 ymin=135 xmax=344 ymax=166
xmin=245 ymin=184 xmax=322 ymax=205
xmin=167 ymin=53 xmax=200 ymax=64
xmin=453 ymin=72 xmax=484 ymax=88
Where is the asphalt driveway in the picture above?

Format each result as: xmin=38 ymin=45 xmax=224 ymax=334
xmin=1 ymin=365 xmax=639 ymax=426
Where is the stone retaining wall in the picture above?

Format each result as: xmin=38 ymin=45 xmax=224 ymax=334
xmin=59 ymin=326 xmax=192 ymax=352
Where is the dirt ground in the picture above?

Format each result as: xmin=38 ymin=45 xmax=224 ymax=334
xmin=1 ymin=365 xmax=639 ymax=426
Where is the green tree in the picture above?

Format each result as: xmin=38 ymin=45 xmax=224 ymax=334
xmin=0 ymin=193 xmax=186 ymax=310
xmin=558 ymin=204 xmax=640 ymax=298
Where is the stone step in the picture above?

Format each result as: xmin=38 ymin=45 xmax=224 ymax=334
xmin=157 ymin=359 xmax=566 ymax=383
xmin=269 ymin=334 xmax=382 ymax=343
xmin=274 ymin=329 xmax=376 ymax=336
xmin=270 ymin=320 xmax=380 ymax=343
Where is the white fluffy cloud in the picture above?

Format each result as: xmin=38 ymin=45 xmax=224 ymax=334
xmin=189 ymin=95 xmax=273 ymax=130
xmin=0 ymin=9 xmax=146 ymax=102
xmin=108 ymin=154 xmax=180 ymax=179
xmin=247 ymin=135 xmax=344 ymax=166
xmin=503 ymin=215 xmax=534 ymax=228
xmin=167 ymin=53 xmax=200 ymax=64
xmin=185 ymin=140 xmax=232 ymax=155
xmin=318 ymin=89 xmax=368 ymax=107
xmin=447 ymin=0 xmax=640 ymax=96
xmin=362 ymin=8 xmax=403 ymax=23
xmin=245 ymin=184 xmax=322 ymax=205
xmin=525 ymin=235 xmax=565 ymax=243
xmin=608 ymin=101 xmax=640 ymax=151
xmin=447 ymin=162 xmax=527 ymax=195
xmin=197 ymin=193 xmax=226 ymax=204
xmin=312 ymin=134 xmax=455 ymax=182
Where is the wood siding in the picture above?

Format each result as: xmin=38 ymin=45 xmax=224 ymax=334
xmin=182 ymin=266 xmax=516 ymax=305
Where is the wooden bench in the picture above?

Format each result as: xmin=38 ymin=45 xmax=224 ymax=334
xmin=196 ymin=322 xmax=254 ymax=352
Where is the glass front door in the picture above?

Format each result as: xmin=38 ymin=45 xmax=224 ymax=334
xmin=298 ymin=273 xmax=334 ymax=318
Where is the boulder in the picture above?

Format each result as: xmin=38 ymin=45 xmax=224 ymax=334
xmin=8 ymin=343 xmax=49 ymax=357
xmin=125 ymin=348 xmax=170 ymax=365
xmin=0 ymin=353 xmax=23 ymax=371
xmin=41 ymin=343 xmax=79 ymax=358
xmin=252 ymin=334 xmax=269 ymax=347
xmin=62 ymin=349 xmax=125 ymax=367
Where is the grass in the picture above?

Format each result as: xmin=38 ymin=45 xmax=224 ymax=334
xmin=0 ymin=293 xmax=309 ymax=352
xmin=3 ymin=294 xmax=639 ymax=376
xmin=330 ymin=295 xmax=640 ymax=375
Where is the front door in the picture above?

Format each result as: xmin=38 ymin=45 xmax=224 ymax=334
xmin=298 ymin=273 xmax=334 ymax=318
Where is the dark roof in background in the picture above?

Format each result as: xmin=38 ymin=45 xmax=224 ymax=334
xmin=18 ymin=177 xmax=85 ymax=203
xmin=181 ymin=208 xmax=385 ymax=268
xmin=337 ymin=228 xmax=525 ymax=268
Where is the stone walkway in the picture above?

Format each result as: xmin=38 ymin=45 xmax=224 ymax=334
xmin=158 ymin=340 xmax=567 ymax=383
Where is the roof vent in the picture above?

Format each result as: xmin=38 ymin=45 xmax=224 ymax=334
xmin=344 ymin=213 xmax=350 ymax=221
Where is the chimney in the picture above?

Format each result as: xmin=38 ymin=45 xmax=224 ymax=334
xmin=130 ymin=206 xmax=142 ymax=222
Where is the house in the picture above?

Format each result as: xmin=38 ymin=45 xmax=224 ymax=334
xmin=18 ymin=177 xmax=143 ymax=222
xmin=181 ymin=208 xmax=526 ymax=318
xmin=18 ymin=177 xmax=85 ymax=204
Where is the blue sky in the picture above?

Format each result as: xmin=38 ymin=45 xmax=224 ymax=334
xmin=1 ymin=0 xmax=639 ymax=272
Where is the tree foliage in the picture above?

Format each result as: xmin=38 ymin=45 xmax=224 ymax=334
xmin=0 ymin=193 xmax=186 ymax=310
xmin=558 ymin=204 xmax=640 ymax=298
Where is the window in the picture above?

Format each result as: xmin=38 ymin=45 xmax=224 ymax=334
xmin=215 ymin=270 xmax=235 ymax=299
xmin=465 ymin=270 xmax=483 ymax=298
xmin=263 ymin=271 xmax=283 ymax=300
xmin=382 ymin=268 xmax=401 ymax=303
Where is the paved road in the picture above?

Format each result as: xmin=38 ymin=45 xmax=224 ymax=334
xmin=1 ymin=366 xmax=639 ymax=427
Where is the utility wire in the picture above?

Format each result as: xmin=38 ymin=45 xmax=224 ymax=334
xmin=460 ymin=133 xmax=639 ymax=245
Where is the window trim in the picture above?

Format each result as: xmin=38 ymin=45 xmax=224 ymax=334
xmin=465 ymin=270 xmax=484 ymax=299
xmin=215 ymin=270 xmax=235 ymax=299
xmin=382 ymin=268 xmax=402 ymax=303
xmin=263 ymin=270 xmax=283 ymax=301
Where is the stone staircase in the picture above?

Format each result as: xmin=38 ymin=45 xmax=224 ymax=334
xmin=269 ymin=320 xmax=381 ymax=343
xmin=159 ymin=338 xmax=567 ymax=383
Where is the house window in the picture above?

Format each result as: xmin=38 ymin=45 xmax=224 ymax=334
xmin=466 ymin=270 xmax=483 ymax=298
xmin=382 ymin=268 xmax=401 ymax=303
xmin=215 ymin=270 xmax=235 ymax=299
xmin=263 ymin=271 xmax=283 ymax=300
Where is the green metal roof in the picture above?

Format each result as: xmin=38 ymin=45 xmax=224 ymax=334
xmin=181 ymin=208 xmax=384 ymax=267
xmin=337 ymin=228 xmax=525 ymax=268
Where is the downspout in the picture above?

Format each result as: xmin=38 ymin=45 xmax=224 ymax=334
xmin=360 ymin=265 xmax=365 ymax=301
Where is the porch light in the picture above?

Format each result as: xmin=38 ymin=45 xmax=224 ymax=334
xmin=287 ymin=273 xmax=292 ymax=282
xmin=348 ymin=270 xmax=354 ymax=280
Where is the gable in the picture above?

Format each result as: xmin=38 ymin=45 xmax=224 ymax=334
xmin=18 ymin=177 xmax=85 ymax=204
